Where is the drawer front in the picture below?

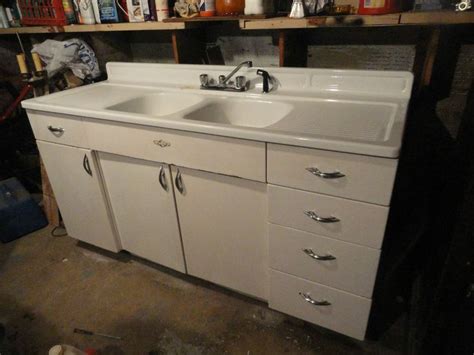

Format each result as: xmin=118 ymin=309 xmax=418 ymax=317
xmin=269 ymin=270 xmax=371 ymax=340
xmin=84 ymin=119 xmax=266 ymax=182
xmin=268 ymin=185 xmax=388 ymax=249
xmin=269 ymin=223 xmax=380 ymax=298
xmin=267 ymin=144 xmax=398 ymax=205
xmin=27 ymin=111 xmax=88 ymax=148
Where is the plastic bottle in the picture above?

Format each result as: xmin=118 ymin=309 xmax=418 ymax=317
xmin=62 ymin=0 xmax=78 ymax=23
xmin=155 ymin=0 xmax=169 ymax=20
xmin=91 ymin=0 xmax=101 ymax=23
xmin=97 ymin=0 xmax=121 ymax=22
xmin=200 ymin=0 xmax=216 ymax=16
xmin=244 ymin=0 xmax=263 ymax=14
xmin=289 ymin=0 xmax=304 ymax=18
xmin=0 ymin=6 xmax=10 ymax=28
xmin=78 ymin=0 xmax=96 ymax=24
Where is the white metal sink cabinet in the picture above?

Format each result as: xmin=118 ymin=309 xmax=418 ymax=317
xmin=98 ymin=153 xmax=185 ymax=272
xmin=23 ymin=62 xmax=413 ymax=342
xmin=37 ymin=141 xmax=119 ymax=252
xmin=171 ymin=166 xmax=268 ymax=300
xmin=98 ymin=154 xmax=268 ymax=299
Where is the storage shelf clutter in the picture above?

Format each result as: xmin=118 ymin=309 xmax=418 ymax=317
xmin=0 ymin=10 xmax=473 ymax=34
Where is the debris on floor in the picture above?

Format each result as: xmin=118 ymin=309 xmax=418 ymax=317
xmin=0 ymin=227 xmax=405 ymax=354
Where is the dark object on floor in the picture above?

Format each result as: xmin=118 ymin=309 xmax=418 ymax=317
xmin=0 ymin=177 xmax=48 ymax=243
xmin=74 ymin=328 xmax=122 ymax=340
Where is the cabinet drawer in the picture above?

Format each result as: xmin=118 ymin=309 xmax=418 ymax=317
xmin=268 ymin=185 xmax=388 ymax=249
xmin=84 ymin=119 xmax=266 ymax=182
xmin=267 ymin=144 xmax=397 ymax=205
xmin=269 ymin=270 xmax=371 ymax=340
xmin=269 ymin=224 xmax=380 ymax=298
xmin=27 ymin=111 xmax=88 ymax=148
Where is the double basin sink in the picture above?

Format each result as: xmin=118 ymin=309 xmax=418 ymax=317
xmin=106 ymin=91 xmax=397 ymax=143
xmin=22 ymin=63 xmax=412 ymax=158
xmin=107 ymin=92 xmax=291 ymax=129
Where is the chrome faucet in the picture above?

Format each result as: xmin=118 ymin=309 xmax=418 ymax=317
xmin=200 ymin=61 xmax=253 ymax=92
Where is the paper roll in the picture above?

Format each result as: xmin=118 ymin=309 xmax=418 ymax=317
xmin=16 ymin=53 xmax=28 ymax=74
xmin=32 ymin=53 xmax=43 ymax=71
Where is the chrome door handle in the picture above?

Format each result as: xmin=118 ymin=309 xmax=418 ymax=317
xmin=83 ymin=154 xmax=92 ymax=176
xmin=175 ymin=169 xmax=184 ymax=194
xmin=302 ymin=248 xmax=336 ymax=261
xmin=47 ymin=125 xmax=65 ymax=134
xmin=304 ymin=210 xmax=339 ymax=223
xmin=306 ymin=167 xmax=345 ymax=179
xmin=299 ymin=292 xmax=331 ymax=306
xmin=158 ymin=166 xmax=168 ymax=191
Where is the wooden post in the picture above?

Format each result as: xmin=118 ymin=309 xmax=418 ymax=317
xmin=278 ymin=30 xmax=285 ymax=67
xmin=412 ymin=27 xmax=441 ymax=96
xmin=172 ymin=30 xmax=207 ymax=64
xmin=278 ymin=30 xmax=308 ymax=68
xmin=40 ymin=158 xmax=60 ymax=226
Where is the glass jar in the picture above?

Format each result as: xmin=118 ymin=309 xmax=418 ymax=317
xmin=216 ymin=0 xmax=245 ymax=15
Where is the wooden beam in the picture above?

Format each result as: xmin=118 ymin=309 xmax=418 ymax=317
xmin=400 ymin=11 xmax=474 ymax=25
xmin=278 ymin=30 xmax=307 ymax=67
xmin=412 ymin=27 xmax=441 ymax=96
xmin=0 ymin=21 xmax=189 ymax=35
xmin=243 ymin=14 xmax=401 ymax=30
xmin=171 ymin=31 xmax=180 ymax=64
xmin=40 ymin=158 xmax=60 ymax=227
xmin=278 ymin=31 xmax=285 ymax=67
xmin=172 ymin=30 xmax=207 ymax=64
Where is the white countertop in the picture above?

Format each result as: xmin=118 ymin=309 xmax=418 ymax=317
xmin=22 ymin=63 xmax=413 ymax=158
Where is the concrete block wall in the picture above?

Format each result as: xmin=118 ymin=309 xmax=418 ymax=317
xmin=307 ymin=45 xmax=416 ymax=71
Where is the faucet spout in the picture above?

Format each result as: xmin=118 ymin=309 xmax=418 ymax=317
xmin=199 ymin=60 xmax=253 ymax=92
xmin=222 ymin=61 xmax=253 ymax=84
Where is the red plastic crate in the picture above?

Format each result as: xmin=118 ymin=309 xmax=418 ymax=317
xmin=18 ymin=0 xmax=67 ymax=26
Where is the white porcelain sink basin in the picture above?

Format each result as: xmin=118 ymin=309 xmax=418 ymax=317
xmin=183 ymin=98 xmax=293 ymax=128
xmin=107 ymin=92 xmax=204 ymax=117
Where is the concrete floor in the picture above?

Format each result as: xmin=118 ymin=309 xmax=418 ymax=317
xmin=0 ymin=227 xmax=404 ymax=354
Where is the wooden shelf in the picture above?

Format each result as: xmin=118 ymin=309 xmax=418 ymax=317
xmin=163 ymin=14 xmax=271 ymax=22
xmin=400 ymin=10 xmax=474 ymax=24
xmin=241 ymin=11 xmax=474 ymax=29
xmin=0 ymin=11 xmax=472 ymax=35
xmin=0 ymin=21 xmax=191 ymax=35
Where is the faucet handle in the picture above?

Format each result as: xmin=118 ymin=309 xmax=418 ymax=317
xmin=200 ymin=74 xmax=209 ymax=87
xmin=235 ymin=76 xmax=246 ymax=90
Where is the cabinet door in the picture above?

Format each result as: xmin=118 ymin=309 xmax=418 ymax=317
xmin=37 ymin=141 xmax=119 ymax=252
xmin=172 ymin=166 xmax=268 ymax=300
xmin=99 ymin=153 xmax=185 ymax=272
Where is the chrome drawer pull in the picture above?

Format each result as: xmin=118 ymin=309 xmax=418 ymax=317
xmin=158 ymin=166 xmax=168 ymax=191
xmin=175 ymin=169 xmax=184 ymax=194
xmin=302 ymin=248 xmax=336 ymax=261
xmin=82 ymin=154 xmax=92 ymax=177
xmin=299 ymin=292 xmax=331 ymax=306
xmin=306 ymin=167 xmax=345 ymax=179
xmin=304 ymin=210 xmax=340 ymax=223
xmin=47 ymin=125 xmax=64 ymax=134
